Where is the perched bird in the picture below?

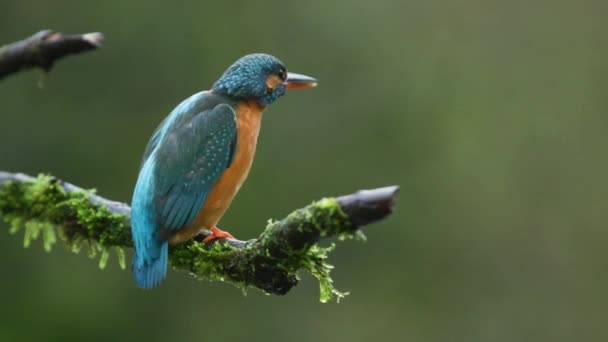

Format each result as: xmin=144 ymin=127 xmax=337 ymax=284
xmin=130 ymin=53 xmax=317 ymax=288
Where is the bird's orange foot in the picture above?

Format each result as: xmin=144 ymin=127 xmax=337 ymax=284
xmin=202 ymin=226 xmax=235 ymax=243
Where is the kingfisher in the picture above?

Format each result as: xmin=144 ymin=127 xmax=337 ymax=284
xmin=130 ymin=53 xmax=317 ymax=288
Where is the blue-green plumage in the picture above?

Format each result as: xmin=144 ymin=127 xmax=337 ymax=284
xmin=131 ymin=91 xmax=238 ymax=288
xmin=213 ymin=54 xmax=289 ymax=105
xmin=131 ymin=53 xmax=317 ymax=288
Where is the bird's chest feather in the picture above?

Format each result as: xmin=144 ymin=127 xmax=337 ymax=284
xmin=191 ymin=100 xmax=264 ymax=230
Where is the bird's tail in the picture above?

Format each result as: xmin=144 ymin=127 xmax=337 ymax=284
xmin=132 ymin=240 xmax=168 ymax=289
xmin=131 ymin=156 xmax=169 ymax=288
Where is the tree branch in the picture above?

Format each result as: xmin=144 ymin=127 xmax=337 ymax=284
xmin=0 ymin=30 xmax=104 ymax=79
xmin=0 ymin=171 xmax=398 ymax=302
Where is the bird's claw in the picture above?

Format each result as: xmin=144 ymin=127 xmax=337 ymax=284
xmin=202 ymin=226 xmax=235 ymax=243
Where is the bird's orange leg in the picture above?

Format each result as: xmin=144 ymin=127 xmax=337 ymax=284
xmin=202 ymin=226 xmax=235 ymax=243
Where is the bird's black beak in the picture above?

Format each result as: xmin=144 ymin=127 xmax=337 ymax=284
xmin=286 ymin=72 xmax=318 ymax=90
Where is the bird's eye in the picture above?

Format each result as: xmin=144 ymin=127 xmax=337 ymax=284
xmin=278 ymin=68 xmax=286 ymax=81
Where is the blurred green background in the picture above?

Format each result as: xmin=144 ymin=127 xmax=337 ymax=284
xmin=1 ymin=0 xmax=607 ymax=341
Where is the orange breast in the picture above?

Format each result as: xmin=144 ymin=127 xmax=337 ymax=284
xmin=169 ymin=100 xmax=264 ymax=244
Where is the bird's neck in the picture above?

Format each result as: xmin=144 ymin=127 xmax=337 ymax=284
xmin=235 ymin=99 xmax=265 ymax=122
xmin=235 ymin=99 xmax=265 ymax=148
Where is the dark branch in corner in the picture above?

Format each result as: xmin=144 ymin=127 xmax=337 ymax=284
xmin=0 ymin=171 xmax=398 ymax=302
xmin=0 ymin=30 xmax=104 ymax=79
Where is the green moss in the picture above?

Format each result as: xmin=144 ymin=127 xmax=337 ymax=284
xmin=0 ymin=174 xmax=129 ymax=269
xmin=169 ymin=241 xmax=252 ymax=293
xmin=1 ymin=174 xmax=367 ymax=303
xmin=304 ymin=244 xmax=349 ymax=303
xmin=115 ymin=247 xmax=126 ymax=270
xmin=254 ymin=198 xmax=360 ymax=302
xmin=42 ymin=222 xmax=57 ymax=251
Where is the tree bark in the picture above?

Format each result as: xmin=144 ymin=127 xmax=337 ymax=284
xmin=0 ymin=30 xmax=104 ymax=79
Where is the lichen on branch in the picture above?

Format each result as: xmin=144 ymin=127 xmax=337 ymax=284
xmin=0 ymin=171 xmax=398 ymax=302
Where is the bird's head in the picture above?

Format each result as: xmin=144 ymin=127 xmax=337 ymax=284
xmin=212 ymin=53 xmax=317 ymax=106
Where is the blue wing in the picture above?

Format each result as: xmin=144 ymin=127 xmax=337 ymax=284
xmin=130 ymin=92 xmax=237 ymax=287
xmin=152 ymin=103 xmax=237 ymax=231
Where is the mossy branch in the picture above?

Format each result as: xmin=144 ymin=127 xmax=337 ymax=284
xmin=0 ymin=30 xmax=104 ymax=79
xmin=0 ymin=171 xmax=398 ymax=302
